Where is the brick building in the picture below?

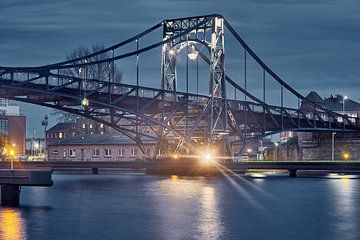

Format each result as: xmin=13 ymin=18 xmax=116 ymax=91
xmin=0 ymin=115 xmax=26 ymax=155
xmin=47 ymin=133 xmax=155 ymax=161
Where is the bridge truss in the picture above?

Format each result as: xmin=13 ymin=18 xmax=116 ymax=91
xmin=0 ymin=14 xmax=359 ymax=159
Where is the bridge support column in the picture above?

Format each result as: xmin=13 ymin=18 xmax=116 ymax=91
xmin=288 ymin=169 xmax=297 ymax=178
xmin=1 ymin=184 xmax=21 ymax=207
xmin=92 ymin=168 xmax=99 ymax=175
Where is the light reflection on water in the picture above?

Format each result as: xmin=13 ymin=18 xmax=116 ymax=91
xmin=0 ymin=208 xmax=27 ymax=240
xmin=197 ymin=186 xmax=223 ymax=240
xmin=330 ymin=177 xmax=357 ymax=239
xmin=1 ymin=174 xmax=359 ymax=240
xmin=151 ymin=176 xmax=224 ymax=239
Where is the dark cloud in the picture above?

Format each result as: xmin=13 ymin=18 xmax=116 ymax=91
xmin=0 ymin=0 xmax=359 ymax=136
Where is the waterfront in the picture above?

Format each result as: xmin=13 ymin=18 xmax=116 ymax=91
xmin=0 ymin=173 xmax=359 ymax=240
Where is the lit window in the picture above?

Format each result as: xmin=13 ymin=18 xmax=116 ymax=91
xmin=82 ymin=124 xmax=86 ymax=129
xmin=118 ymin=149 xmax=125 ymax=157
xmin=69 ymin=149 xmax=76 ymax=157
xmin=89 ymin=124 xmax=93 ymax=129
xmin=93 ymin=149 xmax=100 ymax=157
xmin=100 ymin=123 xmax=104 ymax=128
xmin=104 ymin=149 xmax=112 ymax=157
xmin=130 ymin=148 xmax=138 ymax=157
xmin=63 ymin=149 xmax=66 ymax=158
xmin=59 ymin=132 xmax=63 ymax=138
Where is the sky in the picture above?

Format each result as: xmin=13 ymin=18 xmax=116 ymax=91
xmin=0 ymin=0 xmax=359 ymax=137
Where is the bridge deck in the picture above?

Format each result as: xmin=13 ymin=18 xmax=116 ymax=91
xmin=1 ymin=161 xmax=360 ymax=172
xmin=0 ymin=169 xmax=53 ymax=186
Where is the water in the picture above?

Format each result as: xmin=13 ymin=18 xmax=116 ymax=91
xmin=1 ymin=173 xmax=360 ymax=240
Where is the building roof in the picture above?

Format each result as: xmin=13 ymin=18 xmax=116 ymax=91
xmin=47 ymin=122 xmax=72 ymax=132
xmin=48 ymin=133 xmax=155 ymax=146
xmin=324 ymin=95 xmax=360 ymax=112
xmin=300 ymin=91 xmax=325 ymax=110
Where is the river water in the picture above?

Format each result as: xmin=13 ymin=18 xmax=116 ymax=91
xmin=0 ymin=172 xmax=359 ymax=240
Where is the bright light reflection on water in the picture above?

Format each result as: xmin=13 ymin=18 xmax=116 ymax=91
xmin=197 ymin=186 xmax=223 ymax=240
xmin=0 ymin=208 xmax=27 ymax=240
xmin=330 ymin=178 xmax=357 ymax=239
xmin=152 ymin=176 xmax=224 ymax=239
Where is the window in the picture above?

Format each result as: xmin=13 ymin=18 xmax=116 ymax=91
xmin=93 ymin=149 xmax=100 ymax=157
xmin=130 ymin=148 xmax=138 ymax=157
xmin=82 ymin=124 xmax=86 ymax=129
xmin=89 ymin=124 xmax=93 ymax=129
xmin=100 ymin=123 xmax=104 ymax=128
xmin=52 ymin=150 xmax=59 ymax=155
xmin=69 ymin=149 xmax=76 ymax=157
xmin=104 ymin=149 xmax=111 ymax=157
xmin=59 ymin=132 xmax=63 ymax=138
xmin=63 ymin=149 xmax=66 ymax=158
xmin=0 ymin=119 xmax=8 ymax=135
xmin=118 ymin=149 xmax=125 ymax=157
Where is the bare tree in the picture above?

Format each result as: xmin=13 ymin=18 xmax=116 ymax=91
xmin=52 ymin=44 xmax=123 ymax=122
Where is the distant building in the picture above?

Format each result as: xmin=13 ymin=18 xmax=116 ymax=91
xmin=46 ymin=119 xmax=118 ymax=145
xmin=0 ymin=115 xmax=26 ymax=154
xmin=324 ymin=94 xmax=360 ymax=120
xmin=279 ymin=92 xmax=360 ymax=160
xmin=0 ymin=98 xmax=20 ymax=116
xmin=47 ymin=133 xmax=155 ymax=161
xmin=281 ymin=92 xmax=360 ymax=144
xmin=25 ymin=138 xmax=45 ymax=155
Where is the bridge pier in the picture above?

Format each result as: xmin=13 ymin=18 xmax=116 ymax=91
xmin=92 ymin=168 xmax=99 ymax=175
xmin=288 ymin=169 xmax=297 ymax=178
xmin=1 ymin=184 xmax=21 ymax=207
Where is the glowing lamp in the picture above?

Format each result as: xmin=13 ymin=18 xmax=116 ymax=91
xmin=9 ymin=149 xmax=15 ymax=157
xmin=81 ymin=97 xmax=89 ymax=107
xmin=187 ymin=47 xmax=199 ymax=61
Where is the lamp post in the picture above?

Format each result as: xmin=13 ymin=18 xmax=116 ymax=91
xmin=331 ymin=132 xmax=336 ymax=161
xmin=342 ymin=95 xmax=348 ymax=115
xmin=42 ymin=115 xmax=48 ymax=161
xmin=9 ymin=149 xmax=15 ymax=171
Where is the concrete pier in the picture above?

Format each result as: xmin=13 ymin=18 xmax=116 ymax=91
xmin=0 ymin=169 xmax=53 ymax=207
xmin=1 ymin=184 xmax=21 ymax=207
xmin=289 ymin=169 xmax=297 ymax=178
xmin=92 ymin=168 xmax=99 ymax=175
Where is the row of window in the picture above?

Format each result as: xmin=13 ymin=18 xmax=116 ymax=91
xmin=53 ymin=148 xmax=139 ymax=158
xmin=47 ymin=132 xmax=64 ymax=139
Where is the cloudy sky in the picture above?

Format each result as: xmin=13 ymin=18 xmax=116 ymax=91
xmin=0 ymin=0 xmax=359 ymax=136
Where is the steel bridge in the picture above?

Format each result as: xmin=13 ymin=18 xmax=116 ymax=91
xmin=0 ymin=14 xmax=359 ymax=159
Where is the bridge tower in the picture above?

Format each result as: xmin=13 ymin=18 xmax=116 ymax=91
xmin=161 ymin=15 xmax=229 ymax=155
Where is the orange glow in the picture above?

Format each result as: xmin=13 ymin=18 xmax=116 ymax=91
xmin=170 ymin=175 xmax=179 ymax=180
xmin=0 ymin=208 xmax=26 ymax=240
xmin=343 ymin=153 xmax=350 ymax=160
xmin=9 ymin=149 xmax=15 ymax=157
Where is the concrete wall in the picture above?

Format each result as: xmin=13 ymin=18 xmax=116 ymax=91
xmin=264 ymin=145 xmax=299 ymax=161
xmin=48 ymin=144 xmax=155 ymax=161
xmin=299 ymin=132 xmax=360 ymax=160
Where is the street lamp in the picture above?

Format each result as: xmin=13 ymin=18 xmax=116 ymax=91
xmin=342 ymin=95 xmax=348 ymax=115
xmin=42 ymin=115 xmax=48 ymax=161
xmin=187 ymin=45 xmax=199 ymax=61
xmin=9 ymin=148 xmax=15 ymax=171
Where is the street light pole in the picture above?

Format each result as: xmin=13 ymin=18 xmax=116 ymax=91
xmin=331 ymin=132 xmax=336 ymax=161
xmin=42 ymin=115 xmax=48 ymax=161
xmin=343 ymin=95 xmax=348 ymax=115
